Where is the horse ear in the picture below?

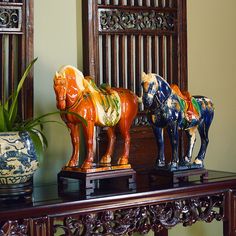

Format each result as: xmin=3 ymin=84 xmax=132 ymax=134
xmin=141 ymin=72 xmax=146 ymax=80
xmin=55 ymin=71 xmax=59 ymax=78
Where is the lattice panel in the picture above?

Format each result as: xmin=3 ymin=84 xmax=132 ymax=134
xmin=0 ymin=34 xmax=20 ymax=101
xmin=95 ymin=0 xmax=179 ymax=97
xmin=0 ymin=1 xmax=23 ymax=33
xmin=83 ymin=0 xmax=187 ymax=90
xmin=0 ymin=0 xmax=33 ymax=120
xmin=82 ymin=0 xmax=187 ymax=168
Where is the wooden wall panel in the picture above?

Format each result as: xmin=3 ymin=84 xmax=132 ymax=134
xmin=82 ymin=0 xmax=188 ymax=170
xmin=0 ymin=0 xmax=34 ymax=120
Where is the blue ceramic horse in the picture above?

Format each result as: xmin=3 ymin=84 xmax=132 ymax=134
xmin=141 ymin=72 xmax=214 ymax=170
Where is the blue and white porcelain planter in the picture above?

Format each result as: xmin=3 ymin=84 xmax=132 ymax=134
xmin=0 ymin=131 xmax=39 ymax=185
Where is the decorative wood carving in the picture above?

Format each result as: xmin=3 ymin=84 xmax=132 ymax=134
xmin=0 ymin=219 xmax=29 ymax=236
xmin=53 ymin=194 xmax=224 ymax=235
xmin=99 ymin=10 xmax=175 ymax=32
xmin=0 ymin=4 xmax=22 ymax=33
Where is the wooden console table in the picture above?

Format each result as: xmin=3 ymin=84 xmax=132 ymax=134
xmin=0 ymin=170 xmax=236 ymax=236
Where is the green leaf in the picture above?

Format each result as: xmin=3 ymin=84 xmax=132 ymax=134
xmin=0 ymin=95 xmax=12 ymax=112
xmin=23 ymin=111 xmax=87 ymax=129
xmin=28 ymin=129 xmax=45 ymax=162
xmin=25 ymin=111 xmax=87 ymax=158
xmin=9 ymin=94 xmax=18 ymax=127
xmin=9 ymin=58 xmax=38 ymax=124
xmin=0 ymin=55 xmax=87 ymax=160
xmin=24 ymin=120 xmax=66 ymax=131
xmin=0 ymin=105 xmax=7 ymax=131
xmin=0 ymin=105 xmax=11 ymax=131
xmin=3 ymin=108 xmax=11 ymax=131
xmin=64 ymin=110 xmax=87 ymax=126
xmin=34 ymin=129 xmax=48 ymax=148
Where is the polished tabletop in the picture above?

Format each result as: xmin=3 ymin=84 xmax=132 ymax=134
xmin=1 ymin=169 xmax=236 ymax=213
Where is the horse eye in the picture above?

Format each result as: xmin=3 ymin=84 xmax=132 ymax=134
xmin=57 ymin=80 xmax=65 ymax=85
xmin=143 ymin=83 xmax=149 ymax=91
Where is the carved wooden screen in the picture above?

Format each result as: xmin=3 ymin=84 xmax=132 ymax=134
xmin=0 ymin=0 xmax=34 ymax=120
xmin=82 ymin=0 xmax=187 ymax=170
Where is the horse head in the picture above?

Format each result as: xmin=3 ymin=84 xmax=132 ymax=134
xmin=141 ymin=72 xmax=172 ymax=110
xmin=54 ymin=71 xmax=67 ymax=110
xmin=141 ymin=72 xmax=159 ymax=109
xmin=54 ymin=66 xmax=85 ymax=110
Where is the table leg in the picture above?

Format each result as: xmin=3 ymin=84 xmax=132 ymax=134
xmin=154 ymin=228 xmax=168 ymax=236
xmin=223 ymin=190 xmax=236 ymax=236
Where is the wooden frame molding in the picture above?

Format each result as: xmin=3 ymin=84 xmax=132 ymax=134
xmin=0 ymin=0 xmax=34 ymax=120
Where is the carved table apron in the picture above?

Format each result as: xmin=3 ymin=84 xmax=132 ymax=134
xmin=0 ymin=170 xmax=236 ymax=236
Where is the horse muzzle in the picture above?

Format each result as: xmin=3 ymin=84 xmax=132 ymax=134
xmin=56 ymin=99 xmax=66 ymax=110
xmin=142 ymin=93 xmax=154 ymax=108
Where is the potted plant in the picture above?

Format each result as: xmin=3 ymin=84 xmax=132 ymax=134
xmin=0 ymin=58 xmax=85 ymax=195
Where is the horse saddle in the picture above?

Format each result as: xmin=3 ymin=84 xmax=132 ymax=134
xmin=171 ymin=84 xmax=200 ymax=122
xmin=84 ymin=77 xmax=121 ymax=126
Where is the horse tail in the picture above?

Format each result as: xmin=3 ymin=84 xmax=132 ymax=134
xmin=194 ymin=96 xmax=214 ymax=126
xmin=194 ymin=96 xmax=214 ymax=111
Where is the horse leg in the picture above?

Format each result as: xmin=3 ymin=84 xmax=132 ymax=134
xmin=67 ymin=123 xmax=80 ymax=167
xmin=100 ymin=127 xmax=116 ymax=164
xmin=193 ymin=97 xmax=214 ymax=167
xmin=167 ymin=123 xmax=179 ymax=169
xmin=152 ymin=125 xmax=165 ymax=167
xmin=81 ymin=121 xmax=95 ymax=169
xmin=194 ymin=122 xmax=209 ymax=167
xmin=183 ymin=126 xmax=197 ymax=164
xmin=117 ymin=120 xmax=131 ymax=165
xmin=117 ymin=129 xmax=130 ymax=165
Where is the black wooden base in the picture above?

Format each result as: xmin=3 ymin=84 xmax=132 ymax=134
xmin=58 ymin=167 xmax=136 ymax=196
xmin=150 ymin=168 xmax=208 ymax=184
xmin=0 ymin=179 xmax=33 ymax=201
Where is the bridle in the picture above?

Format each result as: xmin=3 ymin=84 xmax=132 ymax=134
xmin=54 ymin=75 xmax=85 ymax=111
xmin=143 ymin=79 xmax=172 ymax=111
xmin=54 ymin=77 xmax=67 ymax=103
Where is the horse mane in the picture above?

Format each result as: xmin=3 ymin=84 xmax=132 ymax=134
xmin=57 ymin=65 xmax=106 ymax=95
xmin=58 ymin=65 xmax=85 ymax=91
xmin=83 ymin=76 xmax=101 ymax=93
xmin=154 ymin=74 xmax=169 ymax=86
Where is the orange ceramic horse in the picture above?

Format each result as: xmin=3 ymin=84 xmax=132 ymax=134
xmin=53 ymin=66 xmax=138 ymax=169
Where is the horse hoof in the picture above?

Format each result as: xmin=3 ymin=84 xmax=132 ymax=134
xmin=168 ymin=162 xmax=178 ymax=171
xmin=179 ymin=157 xmax=191 ymax=167
xmin=193 ymin=158 xmax=204 ymax=168
xmin=81 ymin=161 xmax=92 ymax=169
xmin=156 ymin=160 xmax=165 ymax=167
xmin=117 ymin=156 xmax=128 ymax=165
xmin=100 ymin=155 xmax=111 ymax=164
xmin=184 ymin=156 xmax=191 ymax=163
xmin=194 ymin=158 xmax=202 ymax=165
xmin=67 ymin=160 xmax=77 ymax=167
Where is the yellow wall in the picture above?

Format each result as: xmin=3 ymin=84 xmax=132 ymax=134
xmin=34 ymin=0 xmax=236 ymax=235
xmin=188 ymin=0 xmax=236 ymax=173
xmin=34 ymin=0 xmax=80 ymax=182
